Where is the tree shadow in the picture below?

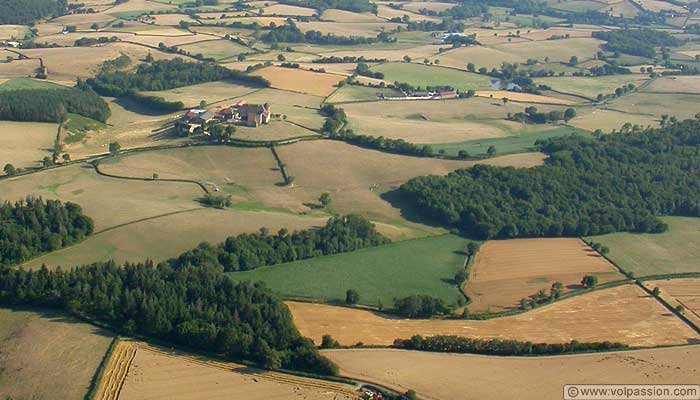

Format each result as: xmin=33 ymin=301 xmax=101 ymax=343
xmin=115 ymin=97 xmax=177 ymax=116
xmin=2 ymin=306 xmax=114 ymax=339
xmin=379 ymin=188 xmax=447 ymax=229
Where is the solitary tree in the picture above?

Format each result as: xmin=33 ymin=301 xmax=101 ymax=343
xmin=62 ymin=153 xmax=71 ymax=162
xmin=581 ymin=275 xmax=598 ymax=288
xmin=321 ymin=334 xmax=340 ymax=349
xmin=466 ymin=241 xmax=480 ymax=256
xmin=403 ymin=55 xmax=412 ymax=63
xmin=42 ymin=156 xmax=53 ymax=168
xmin=345 ymin=289 xmax=359 ymax=305
xmin=563 ymin=108 xmax=577 ymax=122
xmin=277 ymin=53 xmax=286 ymax=62
xmin=3 ymin=163 xmax=17 ymax=176
xmin=91 ymin=23 xmax=99 ymax=30
xmin=675 ymin=304 xmax=685 ymax=315
xmin=569 ymin=55 xmax=578 ymax=66
xmin=109 ymin=142 xmax=121 ymax=156
xmin=550 ymin=281 xmax=564 ymax=299
xmin=486 ymin=145 xmax=497 ymax=157
xmin=466 ymin=63 xmax=475 ymax=72
xmin=652 ymin=287 xmax=661 ymax=297
xmin=199 ymin=100 xmax=207 ymax=109
xmin=319 ymin=192 xmax=332 ymax=208
xmin=404 ymin=389 xmax=418 ymax=400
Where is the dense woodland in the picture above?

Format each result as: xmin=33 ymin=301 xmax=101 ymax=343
xmin=277 ymin=0 xmax=375 ymax=13
xmin=87 ymin=58 xmax=269 ymax=96
xmin=0 ymin=85 xmax=110 ymax=123
xmin=393 ymin=335 xmax=627 ymax=356
xmin=0 ymin=261 xmax=337 ymax=374
xmin=0 ymin=0 xmax=66 ymax=24
xmin=0 ymin=197 xmax=94 ymax=267
xmin=593 ymin=29 xmax=680 ymax=58
xmin=262 ymin=21 xmax=391 ymax=46
xmin=172 ymin=215 xmax=389 ymax=272
xmin=394 ymin=295 xmax=450 ymax=318
xmin=401 ymin=118 xmax=700 ymax=239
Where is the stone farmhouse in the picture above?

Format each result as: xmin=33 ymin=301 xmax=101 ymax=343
xmin=177 ymin=101 xmax=271 ymax=134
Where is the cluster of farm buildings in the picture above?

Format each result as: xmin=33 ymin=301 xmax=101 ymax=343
xmin=379 ymin=89 xmax=457 ymax=101
xmin=177 ymin=101 xmax=271 ymax=134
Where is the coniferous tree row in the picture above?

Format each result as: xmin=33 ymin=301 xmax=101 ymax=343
xmin=0 ymin=197 xmax=94 ymax=267
xmin=393 ymin=335 xmax=627 ymax=356
xmin=0 ymin=0 xmax=67 ymax=24
xmin=0 ymin=261 xmax=337 ymax=374
xmin=172 ymin=215 xmax=390 ymax=272
xmin=400 ymin=118 xmax=700 ymax=240
xmin=0 ymin=85 xmax=111 ymax=123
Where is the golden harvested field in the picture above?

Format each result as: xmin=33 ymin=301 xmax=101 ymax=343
xmin=0 ymin=308 xmax=113 ymax=400
xmin=260 ymin=3 xmax=317 ymax=15
xmin=324 ymin=346 xmax=700 ymax=400
xmin=252 ymin=66 xmax=345 ymax=96
xmin=401 ymin=1 xmax=455 ymax=12
xmin=642 ymin=76 xmax=700 ymax=94
xmin=568 ymin=108 xmax=659 ymax=132
xmin=0 ymin=163 xmax=203 ymax=231
xmin=605 ymin=0 xmax=642 ymax=17
xmin=535 ymin=75 xmax=649 ymax=99
xmin=50 ymin=12 xmax=117 ymax=28
xmin=315 ymin=44 xmax=442 ymax=62
xmin=106 ymin=0 xmax=176 ymax=13
xmin=141 ymin=81 xmax=261 ymax=108
xmin=643 ymin=279 xmax=700 ymax=330
xmin=465 ymin=238 xmax=626 ymax=313
xmin=0 ymin=24 xmax=29 ymax=39
xmin=148 ymin=13 xmax=199 ymax=26
xmin=288 ymin=284 xmax=699 ymax=347
xmin=177 ymin=39 xmax=250 ymax=60
xmin=0 ymin=121 xmax=58 ymax=169
xmin=520 ymin=27 xmax=599 ymax=41
xmin=376 ymin=5 xmax=440 ymax=22
xmin=39 ymin=31 xmax=209 ymax=48
xmin=608 ymin=92 xmax=700 ymax=119
xmin=276 ymin=140 xmax=545 ymax=220
xmin=104 ymin=341 xmax=360 ymax=400
xmin=320 ymin=9 xmax=385 ymax=22
xmin=476 ymin=90 xmax=575 ymax=104
xmin=0 ymin=58 xmax=41 ymax=79
xmin=635 ymin=0 xmax=686 ymax=12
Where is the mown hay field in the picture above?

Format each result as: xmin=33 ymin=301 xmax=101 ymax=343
xmin=177 ymin=39 xmax=250 ymax=61
xmin=636 ymin=0 xmax=686 ymax=12
xmin=607 ymin=92 xmax=700 ymax=120
xmin=320 ymin=8 xmax=384 ymax=22
xmin=642 ymin=76 xmax=700 ymax=94
xmin=0 ymin=24 xmax=29 ymax=39
xmin=297 ymin=21 xmax=402 ymax=37
xmin=534 ymin=75 xmax=649 ymax=99
xmin=370 ymin=62 xmax=492 ymax=90
xmin=435 ymin=46 xmax=527 ymax=70
xmin=109 ymin=341 xmax=359 ymax=400
xmin=490 ymin=37 xmax=605 ymax=63
xmin=465 ymin=238 xmax=626 ymax=313
xmin=589 ymin=217 xmax=700 ymax=277
xmin=568 ymin=108 xmax=659 ymax=132
xmin=140 ymin=80 xmax=261 ymax=108
xmin=288 ymin=284 xmax=698 ymax=347
xmin=260 ymin=3 xmax=317 ymax=15
xmin=325 ymin=84 xmax=401 ymax=103
xmin=229 ymin=234 xmax=468 ymax=306
xmin=324 ymin=346 xmax=700 ymax=400
xmin=251 ymin=66 xmax=345 ymax=97
xmin=0 ymin=121 xmax=58 ymax=169
xmin=401 ymin=1 xmax=455 ymax=12
xmin=375 ymin=5 xmax=440 ymax=22
xmin=475 ymin=90 xmax=575 ymax=104
xmin=0 ymin=308 xmax=113 ymax=400
xmin=643 ymin=278 xmax=700 ymax=330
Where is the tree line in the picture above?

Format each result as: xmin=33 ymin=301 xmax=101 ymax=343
xmin=0 ymin=0 xmax=66 ymax=24
xmin=0 ymin=197 xmax=94 ymax=267
xmin=172 ymin=215 xmax=390 ymax=272
xmin=262 ymin=21 xmax=392 ymax=46
xmin=276 ymin=0 xmax=375 ymax=13
xmin=400 ymin=118 xmax=700 ymax=240
xmin=393 ymin=335 xmax=627 ymax=356
xmin=87 ymin=58 xmax=269 ymax=96
xmin=0 ymin=84 xmax=110 ymax=123
xmin=0 ymin=261 xmax=337 ymax=374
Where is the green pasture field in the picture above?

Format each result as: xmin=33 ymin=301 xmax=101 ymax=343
xmin=370 ymin=62 xmax=492 ymax=90
xmin=63 ymin=113 xmax=106 ymax=144
xmin=431 ymin=126 xmax=589 ymax=157
xmin=0 ymin=77 xmax=64 ymax=91
xmin=325 ymin=84 xmax=402 ymax=103
xmin=228 ymin=234 xmax=470 ymax=307
xmin=588 ymin=217 xmax=700 ymax=277
xmin=534 ymin=75 xmax=649 ymax=100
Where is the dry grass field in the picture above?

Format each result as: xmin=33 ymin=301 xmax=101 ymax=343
xmin=140 ymin=80 xmax=261 ymax=108
xmin=401 ymin=1 xmax=455 ymax=12
xmin=465 ymin=238 xmax=627 ymax=313
xmin=0 ymin=308 xmax=113 ymax=400
xmin=0 ymin=121 xmax=58 ymax=169
xmin=324 ymin=346 xmax=700 ymax=400
xmin=375 ymin=5 xmax=440 ymax=22
xmin=260 ymin=3 xmax=317 ymax=15
xmin=475 ymin=90 xmax=575 ymax=104
xmin=251 ymin=66 xmax=345 ymax=96
xmin=320 ymin=9 xmax=385 ymax=22
xmin=642 ymin=76 xmax=700 ymax=94
xmin=0 ymin=58 xmax=42 ymax=79
xmin=635 ymin=0 xmax=686 ymax=12
xmin=568 ymin=108 xmax=659 ymax=132
xmin=607 ymin=92 xmax=700 ymax=120
xmin=288 ymin=284 xmax=698 ymax=347
xmin=310 ymin=44 xmax=443 ymax=63
xmin=177 ymin=39 xmax=249 ymax=60
xmin=643 ymin=278 xmax=700 ymax=330
xmin=297 ymin=21 xmax=403 ymax=37
xmin=0 ymin=24 xmax=29 ymax=39
xmin=103 ymin=341 xmax=360 ymax=400
xmin=491 ymin=38 xmax=605 ymax=63
xmin=535 ymin=75 xmax=649 ymax=99
xmin=436 ymin=45 xmax=527 ymax=69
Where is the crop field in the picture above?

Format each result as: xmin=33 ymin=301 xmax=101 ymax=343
xmin=535 ymin=75 xmax=649 ymax=99
xmin=607 ymin=92 xmax=700 ymax=120
xmin=177 ymin=39 xmax=249 ymax=61
xmin=275 ymin=140 xmax=545 ymax=222
xmin=0 ymin=58 xmax=41 ymax=79
xmin=252 ymin=66 xmax=345 ymax=97
xmin=401 ymin=1 xmax=455 ymax=12
xmin=375 ymin=5 xmax=440 ymax=22
xmin=0 ymin=121 xmax=58 ymax=169
xmin=430 ymin=126 xmax=590 ymax=157
xmin=475 ymin=90 xmax=576 ymax=105
xmin=288 ymin=284 xmax=699 ymax=347
xmin=325 ymin=84 xmax=401 ymax=103
xmin=324 ymin=346 xmax=700 ymax=400
xmin=642 ymin=76 xmax=700 ymax=94
xmin=370 ymin=62 xmax=492 ymax=90
xmin=643 ymin=278 xmax=700 ymax=329
xmin=106 ymin=341 xmax=360 ymax=400
xmin=0 ymin=24 xmax=29 ymax=39
xmin=297 ymin=21 xmax=402 ymax=37
xmin=568 ymin=108 xmax=659 ymax=132
xmin=491 ymin=38 xmax=605 ymax=63
xmin=435 ymin=46 xmax=527 ymax=70
xmin=320 ymin=9 xmax=384 ymax=22
xmin=636 ymin=0 xmax=686 ymax=12
xmin=260 ymin=3 xmax=317 ymax=15
xmin=140 ymin=80 xmax=261 ymax=108
xmin=40 ymin=30 xmax=209 ymax=48
xmin=229 ymin=234 xmax=469 ymax=307
xmin=465 ymin=238 xmax=626 ymax=313
xmin=0 ymin=77 xmax=65 ymax=91
xmin=309 ymin=44 xmax=443 ymax=63
xmin=0 ymin=308 xmax=113 ymax=400
xmin=589 ymin=217 xmax=700 ymax=277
